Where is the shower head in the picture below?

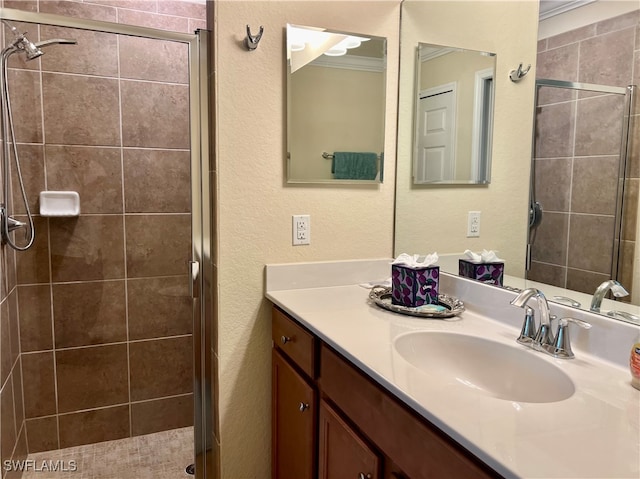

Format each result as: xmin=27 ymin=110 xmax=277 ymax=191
xmin=1 ymin=20 xmax=76 ymax=61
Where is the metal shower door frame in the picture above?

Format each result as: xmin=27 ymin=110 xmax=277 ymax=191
xmin=530 ymin=78 xmax=635 ymax=283
xmin=0 ymin=8 xmax=214 ymax=479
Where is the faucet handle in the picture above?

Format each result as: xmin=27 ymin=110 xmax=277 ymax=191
xmin=548 ymin=317 xmax=592 ymax=359
xmin=517 ymin=306 xmax=536 ymax=345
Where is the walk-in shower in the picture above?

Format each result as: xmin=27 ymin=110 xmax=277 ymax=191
xmin=527 ymin=78 xmax=635 ymax=300
xmin=0 ymin=20 xmax=76 ymax=250
xmin=0 ymin=6 xmax=214 ymax=479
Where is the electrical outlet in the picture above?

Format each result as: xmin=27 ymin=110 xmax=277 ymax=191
xmin=467 ymin=211 xmax=480 ymax=238
xmin=292 ymin=215 xmax=310 ymax=245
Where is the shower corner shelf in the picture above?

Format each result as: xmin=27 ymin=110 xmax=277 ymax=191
xmin=39 ymin=191 xmax=80 ymax=217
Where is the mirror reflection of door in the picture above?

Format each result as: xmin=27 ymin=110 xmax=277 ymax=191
xmin=415 ymin=83 xmax=456 ymax=183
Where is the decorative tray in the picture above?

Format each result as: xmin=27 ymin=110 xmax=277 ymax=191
xmin=368 ymin=286 xmax=465 ymax=319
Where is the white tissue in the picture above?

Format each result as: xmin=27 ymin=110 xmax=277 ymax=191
xmin=464 ymin=249 xmax=503 ymax=263
xmin=392 ymin=252 xmax=439 ymax=268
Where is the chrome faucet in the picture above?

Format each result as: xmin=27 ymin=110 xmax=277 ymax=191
xmin=510 ymin=288 xmax=554 ymax=349
xmin=590 ymin=280 xmax=628 ymax=312
xmin=510 ymin=288 xmax=591 ymax=359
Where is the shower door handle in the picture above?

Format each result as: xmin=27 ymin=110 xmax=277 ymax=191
xmin=189 ymin=260 xmax=200 ymax=299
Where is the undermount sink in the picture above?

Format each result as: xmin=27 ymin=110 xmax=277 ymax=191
xmin=394 ymin=331 xmax=575 ymax=403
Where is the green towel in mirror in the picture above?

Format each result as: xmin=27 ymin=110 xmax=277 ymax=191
xmin=332 ymin=152 xmax=378 ymax=180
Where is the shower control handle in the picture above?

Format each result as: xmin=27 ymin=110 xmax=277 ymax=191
xmin=189 ymin=261 xmax=200 ymax=299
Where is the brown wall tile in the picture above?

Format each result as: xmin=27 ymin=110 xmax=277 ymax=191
xmin=117 ymin=9 xmax=189 ymax=32
xmin=50 ymin=215 xmax=125 ymax=282
xmin=4 ymin=1 xmax=38 ymax=12
xmin=571 ymin=156 xmax=619 ymax=215
xmin=119 ymin=36 xmax=189 ymax=84
xmin=579 ymin=28 xmax=635 ymax=86
xmin=0 ymin=379 xmax=17 ymax=465
xmin=8 ymin=291 xmax=20 ymax=373
xmin=123 ymin=149 xmax=191 ymax=213
xmin=6 ymin=70 xmax=42 ymax=144
xmin=566 ymin=267 xmax=611 ymax=296
xmin=15 ymin=216 xmax=50 ymax=285
xmin=618 ymin=240 xmax=635 ymax=298
xmin=121 ymin=80 xmax=190 ymax=149
xmin=40 ymin=26 xmax=118 ymax=77
xmin=596 ymin=10 xmax=640 ymax=35
xmin=1 ymin=300 xmax=12 ymax=386
xmin=533 ymin=158 xmax=571 ymax=212
xmin=534 ymin=102 xmax=574 ymax=158
xmin=6 ymin=426 xmax=27 ymax=479
xmin=130 ymin=336 xmax=193 ymax=401
xmin=125 ymin=214 xmax=191 ymax=278
xmin=58 ymin=405 xmax=129 ymax=448
xmin=39 ymin=0 xmax=118 ymax=22
xmin=42 ymin=73 xmax=120 ymax=146
xmin=53 ymin=281 xmax=127 ymax=348
xmin=157 ymin=0 xmax=206 ymax=18
xmin=547 ymin=24 xmax=596 ymax=50
xmin=56 ymin=344 xmax=128 ymax=413
xmin=25 ymin=416 xmax=59 ymax=453
xmin=531 ymin=212 xmax=569 ymax=265
xmin=127 ymin=276 xmax=192 ymax=340
xmin=45 ymin=146 xmax=123 ymax=214
xmin=21 ymin=351 xmax=56 ymax=418
xmin=131 ymin=394 xmax=193 ymax=436
xmin=567 ymin=214 xmax=615 ymax=274
xmin=85 ymin=0 xmax=157 ymax=12
xmin=18 ymin=285 xmax=53 ymax=352
xmin=189 ymin=18 xmax=207 ymax=32
xmin=535 ymin=44 xmax=578 ymax=105
xmin=4 ymin=247 xmax=17 ymax=300
xmin=11 ymin=144 xmax=45 ymax=216
xmin=575 ymin=94 xmax=625 ymax=157
xmin=12 ymin=359 xmax=24 ymax=430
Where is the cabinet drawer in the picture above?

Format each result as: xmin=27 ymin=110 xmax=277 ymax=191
xmin=272 ymin=350 xmax=316 ymax=479
xmin=272 ymin=307 xmax=316 ymax=377
xmin=320 ymin=345 xmax=499 ymax=479
xmin=319 ymin=399 xmax=380 ymax=479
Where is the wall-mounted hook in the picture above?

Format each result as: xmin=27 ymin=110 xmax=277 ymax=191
xmin=244 ymin=25 xmax=264 ymax=51
xmin=509 ymin=62 xmax=531 ymax=82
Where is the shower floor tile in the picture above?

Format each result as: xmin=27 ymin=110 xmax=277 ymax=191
xmin=21 ymin=427 xmax=193 ymax=479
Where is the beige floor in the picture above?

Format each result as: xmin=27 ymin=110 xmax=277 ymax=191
xmin=22 ymin=427 xmax=193 ymax=479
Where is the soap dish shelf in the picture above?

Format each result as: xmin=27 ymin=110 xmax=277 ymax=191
xmin=368 ymin=286 xmax=465 ymax=320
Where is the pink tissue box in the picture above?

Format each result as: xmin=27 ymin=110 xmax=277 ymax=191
xmin=391 ymin=264 xmax=439 ymax=307
xmin=459 ymin=259 xmax=504 ymax=286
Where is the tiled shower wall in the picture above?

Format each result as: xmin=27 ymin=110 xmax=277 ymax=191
xmin=0 ymin=0 xmax=206 ymax=467
xmin=530 ymin=9 xmax=640 ymax=299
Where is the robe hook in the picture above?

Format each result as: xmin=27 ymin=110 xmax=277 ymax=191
xmin=244 ymin=24 xmax=264 ymax=51
xmin=509 ymin=62 xmax=531 ymax=82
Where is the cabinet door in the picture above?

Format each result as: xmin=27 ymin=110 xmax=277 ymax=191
xmin=318 ymin=399 xmax=380 ymax=479
xmin=272 ymin=350 xmax=316 ymax=479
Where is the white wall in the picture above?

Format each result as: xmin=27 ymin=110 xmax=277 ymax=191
xmin=214 ymin=1 xmax=399 ymax=477
xmin=395 ymin=0 xmax=540 ymax=278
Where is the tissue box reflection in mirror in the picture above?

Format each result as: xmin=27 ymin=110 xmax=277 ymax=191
xmin=391 ymin=265 xmax=439 ymax=307
xmin=459 ymin=259 xmax=504 ymax=286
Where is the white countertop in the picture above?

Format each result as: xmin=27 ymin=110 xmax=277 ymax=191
xmin=265 ymin=259 xmax=640 ymax=479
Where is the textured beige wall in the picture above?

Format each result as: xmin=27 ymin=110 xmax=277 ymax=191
xmin=395 ymin=0 xmax=539 ymax=277
xmin=214 ymin=1 xmax=399 ymax=477
xmin=289 ymin=65 xmax=385 ymax=181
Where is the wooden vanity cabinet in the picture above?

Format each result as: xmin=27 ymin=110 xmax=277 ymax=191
xmin=271 ymin=306 xmax=500 ymax=479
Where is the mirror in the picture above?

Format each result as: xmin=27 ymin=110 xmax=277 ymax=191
xmin=395 ymin=1 xmax=640 ymax=325
xmin=286 ymin=24 xmax=387 ymax=184
xmin=413 ymin=43 xmax=495 ymax=185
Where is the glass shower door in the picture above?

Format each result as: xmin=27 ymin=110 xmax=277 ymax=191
xmin=527 ymin=79 xmax=635 ymax=300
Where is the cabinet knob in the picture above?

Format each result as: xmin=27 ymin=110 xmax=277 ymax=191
xmin=298 ymin=402 xmax=309 ymax=412
xmin=281 ymin=335 xmax=292 ymax=345
xmin=358 ymin=474 xmax=372 ymax=479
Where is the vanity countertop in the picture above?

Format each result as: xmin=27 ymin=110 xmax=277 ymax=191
xmin=265 ymin=260 xmax=640 ymax=479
